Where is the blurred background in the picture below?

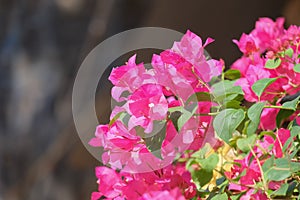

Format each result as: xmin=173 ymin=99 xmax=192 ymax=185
xmin=0 ymin=0 xmax=299 ymax=199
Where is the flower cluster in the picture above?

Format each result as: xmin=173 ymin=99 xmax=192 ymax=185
xmin=232 ymin=17 xmax=300 ymax=130
xmin=89 ymin=30 xmax=223 ymax=173
xmin=90 ymin=18 xmax=300 ymax=199
xmin=225 ymin=128 xmax=293 ymax=199
xmin=91 ymin=163 xmax=196 ymax=200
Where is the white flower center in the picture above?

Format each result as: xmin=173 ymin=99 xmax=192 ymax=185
xmin=148 ymin=103 xmax=155 ymax=108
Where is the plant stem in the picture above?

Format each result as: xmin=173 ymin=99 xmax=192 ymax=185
xmin=248 ymin=145 xmax=270 ymax=199
xmin=264 ymin=105 xmax=295 ymax=111
xmin=194 ymin=112 xmax=219 ymax=116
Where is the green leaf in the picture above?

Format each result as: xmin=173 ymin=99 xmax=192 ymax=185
xmin=194 ymin=92 xmax=212 ymax=102
xmin=265 ymin=58 xmax=281 ymax=69
xmin=191 ymin=143 xmax=211 ymax=159
xmin=229 ymin=194 xmax=243 ymax=200
xmin=275 ymin=158 xmax=290 ymax=168
xmin=276 ymin=96 xmax=299 ymax=127
xmin=211 ymin=193 xmax=228 ymax=200
xmin=282 ymin=96 xmax=300 ymax=111
xmin=191 ymin=169 xmax=213 ymax=189
xmin=144 ymin=121 xmax=166 ymax=159
xmin=296 ymin=114 xmax=300 ymax=126
xmin=289 ymin=147 xmax=299 ymax=158
xmin=213 ymin=109 xmax=245 ymax=143
xmin=276 ymin=110 xmax=294 ymax=127
xmin=294 ymin=63 xmax=300 ymax=73
xmin=223 ymin=100 xmax=242 ymax=109
xmin=271 ymin=183 xmax=289 ymax=197
xmin=266 ymin=168 xmax=291 ymax=181
xmin=188 ymin=151 xmax=219 ymax=189
xmin=286 ymin=181 xmax=298 ymax=196
xmin=291 ymin=126 xmax=300 ymax=138
xmin=185 ymin=159 xmax=198 ymax=170
xmin=259 ymin=131 xmax=276 ymax=139
xmin=224 ymin=69 xmax=241 ymax=80
xmin=252 ymin=78 xmax=277 ymax=98
xmin=169 ymin=111 xmax=181 ymax=132
xmin=109 ymin=111 xmax=126 ymax=126
xmin=168 ymin=104 xmax=198 ymax=132
xmin=237 ymin=135 xmax=256 ymax=152
xmin=219 ymin=94 xmax=244 ymax=105
xmin=282 ymin=135 xmax=294 ymax=153
xmin=265 ymin=158 xmax=300 ymax=181
xmin=290 ymin=161 xmax=300 ymax=172
xmin=285 ymin=48 xmax=294 ymax=58
xmin=216 ymin=177 xmax=226 ymax=186
xmin=262 ymin=155 xmax=274 ymax=173
xmin=212 ymin=80 xmax=244 ymax=102
xmin=198 ymin=153 xmax=219 ymax=171
xmin=177 ymin=103 xmax=198 ymax=131
xmin=168 ymin=106 xmax=183 ymax=113
xmin=247 ymin=102 xmax=266 ymax=135
xmin=187 ymin=92 xmax=212 ymax=104
xmin=120 ymin=113 xmax=131 ymax=126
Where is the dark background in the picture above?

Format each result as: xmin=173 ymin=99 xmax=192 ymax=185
xmin=0 ymin=0 xmax=299 ymax=199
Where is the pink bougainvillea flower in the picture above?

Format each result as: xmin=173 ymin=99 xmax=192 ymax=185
xmin=172 ymin=30 xmax=213 ymax=64
xmin=171 ymin=30 xmax=222 ymax=83
xmin=89 ymin=124 xmax=109 ymax=147
xmin=196 ymin=101 xmax=213 ymax=124
xmin=133 ymin=163 xmax=196 ymax=199
xmin=252 ymin=17 xmax=285 ymax=51
xmin=138 ymin=188 xmax=185 ymax=200
xmin=109 ymin=55 xmax=157 ymax=102
xmin=232 ymin=17 xmax=300 ymax=103
xmin=91 ymin=192 xmax=103 ymax=200
xmin=91 ymin=163 xmax=196 ymax=200
xmin=89 ymin=120 xmax=147 ymax=170
xmin=159 ymin=50 xmax=196 ymax=83
xmin=241 ymin=63 xmax=270 ymax=85
xmin=226 ymin=152 xmax=261 ymax=192
xmin=121 ymin=179 xmax=155 ymax=200
xmin=93 ymin=166 xmax=124 ymax=199
xmin=259 ymin=108 xmax=279 ymax=131
xmin=284 ymin=24 xmax=300 ymax=41
xmin=108 ymin=121 xmax=141 ymax=150
xmin=273 ymin=61 xmax=300 ymax=86
xmin=151 ymin=55 xmax=195 ymax=101
xmin=233 ymin=33 xmax=258 ymax=54
xmin=268 ymin=181 xmax=284 ymax=190
xmin=272 ymin=128 xmax=291 ymax=158
xmin=90 ymin=121 xmax=140 ymax=151
xmin=109 ymin=54 xmax=145 ymax=87
xmin=128 ymin=84 xmax=168 ymax=120
xmin=90 ymin=121 xmax=183 ymax=173
xmin=235 ymin=63 xmax=286 ymax=102
xmin=235 ymin=64 xmax=270 ymax=102
xmin=166 ymin=96 xmax=181 ymax=107
xmin=233 ymin=17 xmax=285 ymax=54
xmin=240 ymin=189 xmax=268 ymax=200
xmin=296 ymin=115 xmax=300 ymax=126
xmin=153 ymin=35 xmax=218 ymax=104
xmin=259 ymin=130 xmax=289 ymax=158
xmin=127 ymin=83 xmax=168 ymax=133
xmin=231 ymin=57 xmax=252 ymax=76
xmin=231 ymin=53 xmax=263 ymax=77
